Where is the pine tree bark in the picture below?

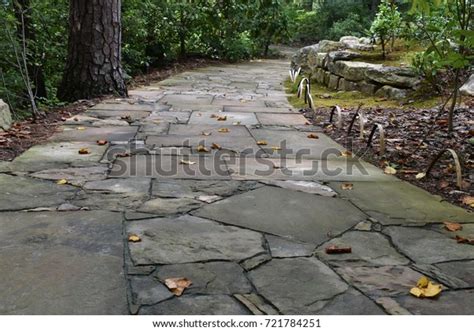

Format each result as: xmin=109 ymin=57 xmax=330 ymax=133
xmin=58 ymin=0 xmax=127 ymax=102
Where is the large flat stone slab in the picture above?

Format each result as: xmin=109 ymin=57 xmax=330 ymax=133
xmin=249 ymin=258 xmax=349 ymax=314
xmin=109 ymin=155 xmax=231 ymax=179
xmin=29 ymin=166 xmax=109 ymax=185
xmin=155 ymin=262 xmax=252 ymax=295
xmin=315 ymin=231 xmax=410 ymax=266
xmin=188 ymin=111 xmax=259 ymax=126
xmin=194 ymin=186 xmax=367 ymax=244
xmin=140 ymin=295 xmax=250 ymax=315
xmin=161 ymin=94 xmax=214 ymax=106
xmin=226 ymin=157 xmax=397 ymax=182
xmin=394 ymin=290 xmax=474 ymax=315
xmin=0 ymin=174 xmax=76 ymax=211
xmin=384 ymin=226 xmax=474 ymax=264
xmin=168 ymin=124 xmax=251 ymax=137
xmin=91 ymin=102 xmax=156 ymax=112
xmin=335 ymin=265 xmax=424 ymax=297
xmin=330 ymin=181 xmax=473 ymax=224
xmin=223 ymin=105 xmax=294 ymax=113
xmin=250 ymin=129 xmax=345 ymax=159
xmin=152 ymin=179 xmax=260 ymax=198
xmin=255 ymin=113 xmax=308 ymax=126
xmin=83 ymin=177 xmax=151 ymax=195
xmin=0 ymin=211 xmax=127 ymax=314
xmin=51 ymin=126 xmax=138 ymax=143
xmin=127 ymin=215 xmax=266 ymax=265
xmin=9 ymin=142 xmax=108 ymax=172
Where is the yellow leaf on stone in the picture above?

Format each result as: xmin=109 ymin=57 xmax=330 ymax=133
xmin=424 ymin=282 xmax=442 ymax=298
xmin=271 ymin=146 xmax=282 ymax=151
xmin=78 ymin=148 xmax=90 ymax=155
xmin=410 ymin=287 xmax=423 ymax=298
xmin=56 ymin=179 xmax=68 ymax=185
xmin=76 ymin=127 xmax=86 ymax=131
xmin=128 ymin=234 xmax=141 ymax=243
xmin=197 ymin=145 xmax=209 ymax=153
xmin=461 ymin=196 xmax=474 ymax=208
xmin=211 ymin=143 xmax=222 ymax=150
xmin=180 ymin=160 xmax=196 ymax=165
xmin=218 ymin=128 xmax=230 ymax=133
xmin=340 ymin=150 xmax=352 ymax=157
xmin=417 ymin=276 xmax=430 ymax=288
xmin=257 ymin=140 xmax=268 ymax=146
xmin=384 ymin=166 xmax=397 ymax=175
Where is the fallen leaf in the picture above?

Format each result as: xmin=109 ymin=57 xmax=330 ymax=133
xmin=271 ymin=146 xmax=282 ymax=151
xmin=56 ymin=179 xmax=68 ymax=185
xmin=461 ymin=196 xmax=474 ymax=208
xmin=164 ymin=278 xmax=192 ymax=297
xmin=76 ymin=127 xmax=86 ymax=131
xmin=116 ymin=152 xmax=130 ymax=158
xmin=218 ymin=128 xmax=230 ymax=133
xmin=415 ymin=172 xmax=426 ymax=180
xmin=197 ymin=145 xmax=209 ymax=153
xmin=201 ymin=132 xmax=212 ymax=136
xmin=257 ymin=140 xmax=268 ymax=146
xmin=78 ymin=148 xmax=90 ymax=155
xmin=211 ymin=143 xmax=222 ymax=150
xmin=341 ymin=183 xmax=354 ymax=190
xmin=128 ymin=234 xmax=141 ymax=243
xmin=233 ymin=121 xmax=241 ymax=125
xmin=444 ymin=221 xmax=463 ymax=232
xmin=180 ymin=160 xmax=196 ymax=165
xmin=384 ymin=166 xmax=397 ymax=175
xmin=325 ymin=245 xmax=352 ymax=254
xmin=307 ymin=133 xmax=319 ymax=139
xmin=217 ymin=115 xmax=227 ymax=121
xmin=97 ymin=140 xmax=108 ymax=146
xmin=410 ymin=276 xmax=442 ymax=298
xmin=340 ymin=150 xmax=352 ymax=157
xmin=456 ymin=235 xmax=474 ymax=245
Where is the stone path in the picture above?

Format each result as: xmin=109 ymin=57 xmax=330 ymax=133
xmin=0 ymin=57 xmax=473 ymax=315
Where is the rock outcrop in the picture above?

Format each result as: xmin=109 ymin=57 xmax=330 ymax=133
xmin=291 ymin=36 xmax=422 ymax=100
xmin=0 ymin=99 xmax=12 ymax=131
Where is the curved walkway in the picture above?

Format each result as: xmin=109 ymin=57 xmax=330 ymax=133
xmin=0 ymin=58 xmax=473 ymax=315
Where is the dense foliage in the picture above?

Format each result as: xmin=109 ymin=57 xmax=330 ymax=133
xmin=0 ymin=0 xmax=471 ymax=119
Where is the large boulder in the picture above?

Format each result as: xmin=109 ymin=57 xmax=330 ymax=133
xmin=318 ymin=40 xmax=343 ymax=53
xmin=339 ymin=36 xmax=374 ymax=51
xmin=326 ymin=50 xmax=361 ymax=63
xmin=328 ymin=61 xmax=382 ymax=82
xmin=460 ymin=74 xmax=474 ymax=96
xmin=364 ymin=66 xmax=421 ymax=89
xmin=0 ymin=99 xmax=12 ymax=131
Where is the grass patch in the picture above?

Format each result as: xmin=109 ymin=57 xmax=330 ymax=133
xmin=285 ymin=78 xmax=440 ymax=110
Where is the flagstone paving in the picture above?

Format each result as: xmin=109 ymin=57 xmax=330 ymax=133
xmin=0 ymin=57 xmax=472 ymax=315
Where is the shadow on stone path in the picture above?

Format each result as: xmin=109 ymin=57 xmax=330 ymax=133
xmin=0 ymin=58 xmax=473 ymax=315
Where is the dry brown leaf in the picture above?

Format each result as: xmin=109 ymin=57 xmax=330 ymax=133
xmin=128 ymin=234 xmax=141 ymax=243
xmin=216 ymin=115 xmax=227 ymax=121
xmin=97 ymin=140 xmax=108 ymax=146
xmin=218 ymin=128 xmax=230 ymax=133
xmin=456 ymin=235 xmax=474 ymax=245
xmin=341 ymin=183 xmax=354 ymax=190
xmin=325 ymin=245 xmax=352 ymax=254
xmin=211 ymin=143 xmax=222 ymax=150
xmin=180 ymin=160 xmax=196 ymax=165
xmin=56 ymin=179 xmax=68 ymax=185
xmin=461 ymin=196 xmax=474 ymax=208
xmin=116 ymin=152 xmax=130 ymax=158
xmin=384 ymin=166 xmax=397 ymax=175
xmin=164 ymin=278 xmax=192 ymax=297
xmin=444 ymin=221 xmax=463 ymax=232
xmin=410 ymin=276 xmax=442 ymax=298
xmin=340 ymin=150 xmax=352 ymax=157
xmin=78 ymin=148 xmax=90 ymax=155
xmin=307 ymin=133 xmax=319 ymax=139
xmin=197 ymin=145 xmax=209 ymax=153
xmin=257 ymin=140 xmax=268 ymax=146
xmin=201 ymin=131 xmax=212 ymax=136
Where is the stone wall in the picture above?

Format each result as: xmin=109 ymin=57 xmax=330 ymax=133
xmin=291 ymin=36 xmax=422 ymax=100
xmin=0 ymin=99 xmax=12 ymax=131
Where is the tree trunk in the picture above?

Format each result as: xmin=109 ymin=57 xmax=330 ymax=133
xmin=58 ymin=0 xmax=127 ymax=102
xmin=13 ymin=0 xmax=48 ymax=100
